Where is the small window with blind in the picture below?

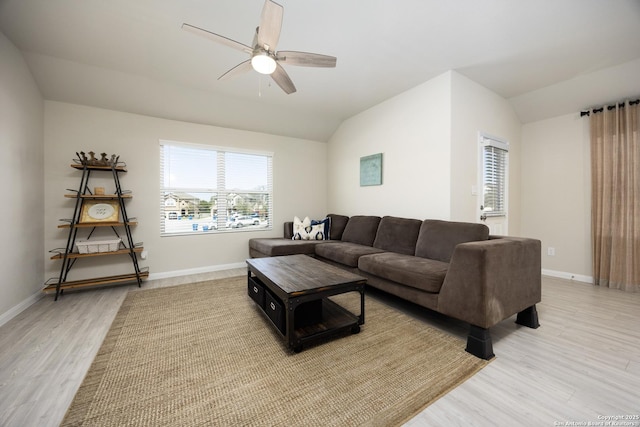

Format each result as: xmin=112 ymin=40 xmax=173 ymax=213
xmin=159 ymin=141 xmax=273 ymax=236
xmin=480 ymin=135 xmax=509 ymax=217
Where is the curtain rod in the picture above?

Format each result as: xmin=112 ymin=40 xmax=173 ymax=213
xmin=580 ymin=99 xmax=640 ymax=117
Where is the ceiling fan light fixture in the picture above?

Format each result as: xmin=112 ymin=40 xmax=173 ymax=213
xmin=251 ymin=52 xmax=277 ymax=75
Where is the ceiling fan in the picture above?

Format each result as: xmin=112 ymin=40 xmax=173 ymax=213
xmin=182 ymin=0 xmax=337 ymax=94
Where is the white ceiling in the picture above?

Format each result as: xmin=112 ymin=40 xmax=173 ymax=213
xmin=1 ymin=0 xmax=640 ymax=141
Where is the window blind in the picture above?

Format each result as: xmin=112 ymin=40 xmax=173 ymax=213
xmin=481 ymin=137 xmax=508 ymax=217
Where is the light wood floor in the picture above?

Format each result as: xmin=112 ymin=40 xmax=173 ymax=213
xmin=1 ymin=272 xmax=638 ymax=426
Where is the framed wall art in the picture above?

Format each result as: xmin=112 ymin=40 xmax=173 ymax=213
xmin=80 ymin=200 xmax=120 ymax=223
xmin=360 ymin=153 xmax=383 ymax=186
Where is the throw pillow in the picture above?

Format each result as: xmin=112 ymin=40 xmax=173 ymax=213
xmin=307 ymin=223 xmax=325 ymax=240
xmin=310 ymin=217 xmax=331 ymax=240
xmin=292 ymin=216 xmax=312 ymax=240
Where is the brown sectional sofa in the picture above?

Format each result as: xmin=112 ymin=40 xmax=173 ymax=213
xmin=249 ymin=214 xmax=541 ymax=359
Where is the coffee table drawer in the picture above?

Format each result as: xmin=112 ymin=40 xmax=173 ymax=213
xmin=248 ymin=276 xmax=266 ymax=308
xmin=265 ymin=291 xmax=285 ymax=334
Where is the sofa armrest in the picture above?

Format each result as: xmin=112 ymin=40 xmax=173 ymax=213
xmin=437 ymin=237 xmax=541 ymax=329
xmin=283 ymin=221 xmax=293 ymax=239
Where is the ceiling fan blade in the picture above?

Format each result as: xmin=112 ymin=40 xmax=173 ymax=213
xmin=257 ymin=0 xmax=283 ymax=51
xmin=218 ymin=60 xmax=253 ymax=81
xmin=276 ymin=51 xmax=337 ymax=68
xmin=270 ymin=63 xmax=296 ymax=94
xmin=182 ymin=23 xmax=252 ymax=54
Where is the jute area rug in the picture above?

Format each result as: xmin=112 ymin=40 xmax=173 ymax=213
xmin=62 ymin=276 xmax=488 ymax=426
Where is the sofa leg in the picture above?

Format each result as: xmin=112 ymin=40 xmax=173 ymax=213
xmin=515 ymin=305 xmax=540 ymax=329
xmin=465 ymin=325 xmax=495 ymax=360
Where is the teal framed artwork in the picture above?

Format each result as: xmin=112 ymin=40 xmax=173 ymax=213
xmin=360 ymin=153 xmax=383 ymax=186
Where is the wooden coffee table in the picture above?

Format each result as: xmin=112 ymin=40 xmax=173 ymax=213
xmin=246 ymin=254 xmax=366 ymax=352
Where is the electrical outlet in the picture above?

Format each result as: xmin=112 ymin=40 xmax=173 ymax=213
xmin=141 ymin=250 xmax=148 ymax=260
xmin=547 ymin=247 xmax=555 ymax=256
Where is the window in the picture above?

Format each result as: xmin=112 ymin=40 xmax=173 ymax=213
xmin=480 ymin=135 xmax=508 ymax=217
xmin=160 ymin=141 xmax=273 ymax=236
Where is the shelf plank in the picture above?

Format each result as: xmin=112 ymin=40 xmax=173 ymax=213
xmin=43 ymin=271 xmax=149 ymax=292
xmin=57 ymin=221 xmax=138 ymax=228
xmin=64 ymin=194 xmax=132 ymax=199
xmin=293 ymin=299 xmax=359 ymax=341
xmin=50 ymin=247 xmax=143 ymax=260
xmin=70 ymin=164 xmax=127 ymax=172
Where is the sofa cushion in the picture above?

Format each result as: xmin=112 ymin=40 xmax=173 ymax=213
xmin=358 ymin=252 xmax=449 ymax=293
xmin=248 ymin=238 xmax=326 ymax=257
xmin=415 ymin=220 xmax=489 ymax=262
xmin=340 ymin=216 xmax=381 ymax=246
xmin=327 ymin=214 xmax=349 ymax=240
xmin=315 ymin=242 xmax=385 ymax=267
xmin=373 ymin=216 xmax=422 ymax=255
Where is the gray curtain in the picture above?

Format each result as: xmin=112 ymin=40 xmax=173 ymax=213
xmin=590 ymin=101 xmax=640 ymax=292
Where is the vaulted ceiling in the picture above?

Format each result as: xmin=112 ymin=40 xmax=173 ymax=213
xmin=1 ymin=0 xmax=640 ymax=141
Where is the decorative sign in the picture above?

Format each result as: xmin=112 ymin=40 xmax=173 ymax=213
xmin=80 ymin=200 xmax=120 ymax=223
xmin=360 ymin=153 xmax=383 ymax=186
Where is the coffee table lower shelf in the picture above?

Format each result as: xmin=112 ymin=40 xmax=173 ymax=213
xmin=290 ymin=298 xmax=361 ymax=349
xmin=255 ymin=297 xmax=361 ymax=352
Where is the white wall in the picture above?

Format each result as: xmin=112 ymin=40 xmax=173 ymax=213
xmin=43 ymin=102 xmax=328 ymax=281
xmin=521 ymin=113 xmax=592 ymax=279
xmin=327 ymin=72 xmax=452 ymax=220
xmin=0 ymin=32 xmax=44 ymax=322
xmin=450 ymin=71 xmax=523 ymax=233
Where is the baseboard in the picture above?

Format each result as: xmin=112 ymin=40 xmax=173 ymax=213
xmin=147 ymin=262 xmax=246 ymax=281
xmin=0 ymin=291 xmax=44 ymax=328
xmin=542 ymin=269 xmax=592 ymax=284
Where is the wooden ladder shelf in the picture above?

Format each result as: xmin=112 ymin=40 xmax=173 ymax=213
xmin=46 ymin=161 xmax=149 ymax=300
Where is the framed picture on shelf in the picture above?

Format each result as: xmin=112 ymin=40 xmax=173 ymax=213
xmin=80 ymin=200 xmax=120 ymax=223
